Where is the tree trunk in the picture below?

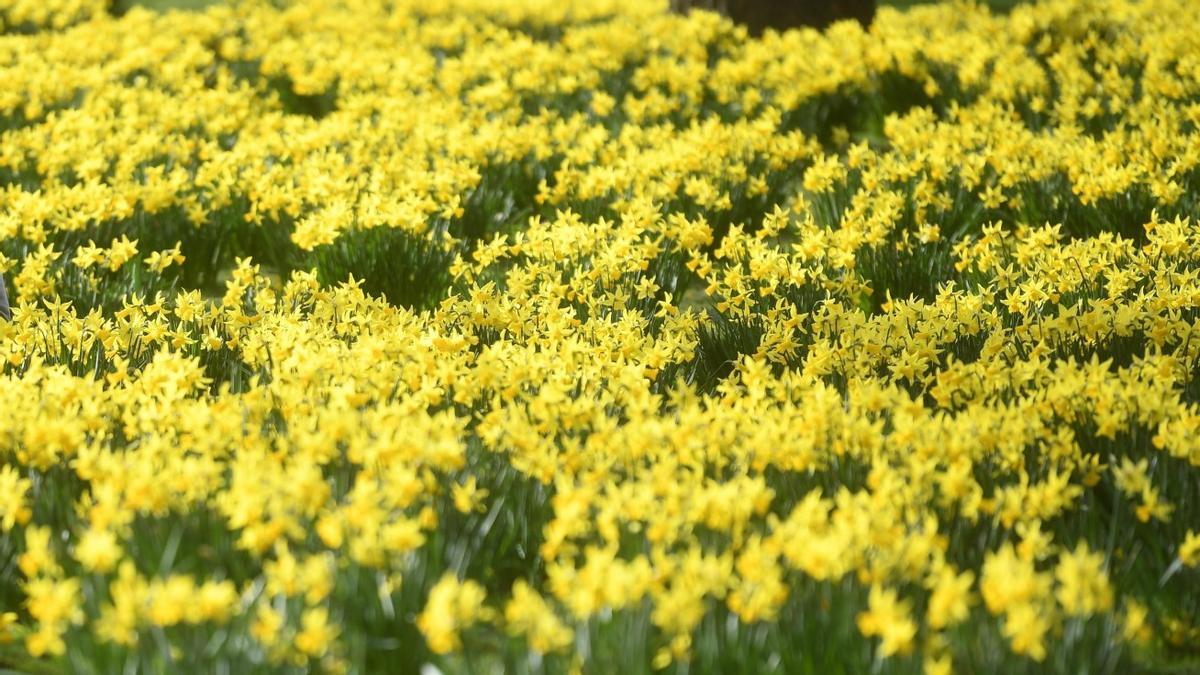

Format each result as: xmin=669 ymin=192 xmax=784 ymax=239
xmin=0 ymin=275 xmax=9 ymax=321
xmin=670 ymin=0 xmax=875 ymax=34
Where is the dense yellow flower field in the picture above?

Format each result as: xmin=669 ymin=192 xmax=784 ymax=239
xmin=0 ymin=0 xmax=1199 ymax=673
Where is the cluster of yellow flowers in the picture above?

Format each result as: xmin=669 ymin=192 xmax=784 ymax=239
xmin=0 ymin=0 xmax=105 ymax=32
xmin=1 ymin=0 xmax=1199 ymax=673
